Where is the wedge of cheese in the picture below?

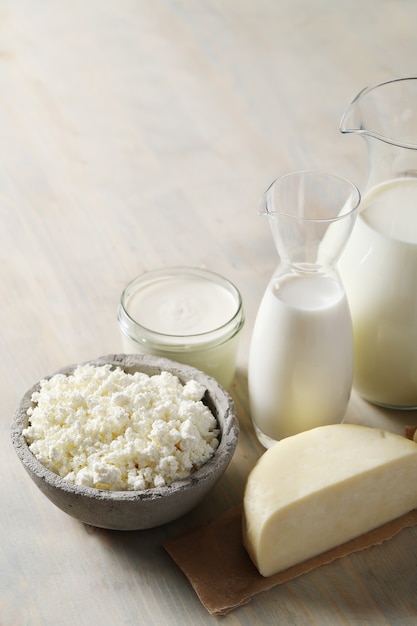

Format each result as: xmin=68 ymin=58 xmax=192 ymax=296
xmin=243 ymin=424 xmax=417 ymax=577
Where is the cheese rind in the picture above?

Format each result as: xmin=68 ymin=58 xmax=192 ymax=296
xmin=243 ymin=424 xmax=417 ymax=577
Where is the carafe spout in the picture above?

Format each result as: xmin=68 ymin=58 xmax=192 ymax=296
xmin=257 ymin=181 xmax=275 ymax=217
xmin=339 ymin=93 xmax=364 ymax=136
xmin=340 ymin=77 xmax=417 ymax=148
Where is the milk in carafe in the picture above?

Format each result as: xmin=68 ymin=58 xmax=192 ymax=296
xmin=248 ymin=274 xmax=353 ymax=443
xmin=339 ymin=178 xmax=417 ymax=407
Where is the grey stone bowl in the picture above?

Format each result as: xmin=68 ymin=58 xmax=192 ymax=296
xmin=11 ymin=354 xmax=239 ymax=531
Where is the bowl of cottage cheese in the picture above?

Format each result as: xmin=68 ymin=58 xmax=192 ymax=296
xmin=11 ymin=354 xmax=239 ymax=530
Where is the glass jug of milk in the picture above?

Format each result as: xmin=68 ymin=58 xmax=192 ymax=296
xmin=248 ymin=171 xmax=360 ymax=447
xmin=339 ymin=77 xmax=417 ymax=408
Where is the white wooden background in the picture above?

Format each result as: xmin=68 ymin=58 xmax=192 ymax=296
xmin=1 ymin=1 xmax=417 ymax=624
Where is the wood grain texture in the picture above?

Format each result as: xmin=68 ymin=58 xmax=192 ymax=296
xmin=1 ymin=1 xmax=417 ymax=624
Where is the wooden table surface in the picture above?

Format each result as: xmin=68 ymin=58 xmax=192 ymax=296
xmin=2 ymin=1 xmax=417 ymax=624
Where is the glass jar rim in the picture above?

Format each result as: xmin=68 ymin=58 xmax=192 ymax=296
xmin=118 ymin=266 xmax=244 ymax=348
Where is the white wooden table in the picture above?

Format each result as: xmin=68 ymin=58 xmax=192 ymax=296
xmin=1 ymin=1 xmax=417 ymax=624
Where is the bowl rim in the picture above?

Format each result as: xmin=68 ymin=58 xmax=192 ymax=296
xmin=11 ymin=354 xmax=239 ymax=503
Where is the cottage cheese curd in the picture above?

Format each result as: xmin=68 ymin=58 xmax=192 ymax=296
xmin=23 ymin=364 xmax=219 ymax=491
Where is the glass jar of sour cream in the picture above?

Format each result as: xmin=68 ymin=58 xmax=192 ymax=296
xmin=118 ymin=267 xmax=244 ymax=388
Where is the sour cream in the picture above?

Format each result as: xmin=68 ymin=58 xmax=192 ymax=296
xmin=118 ymin=267 xmax=244 ymax=388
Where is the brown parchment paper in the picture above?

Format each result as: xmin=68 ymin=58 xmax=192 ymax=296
xmin=405 ymin=425 xmax=417 ymax=440
xmin=163 ymin=504 xmax=417 ymax=616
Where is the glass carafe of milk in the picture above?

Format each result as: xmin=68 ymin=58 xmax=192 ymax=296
xmin=339 ymin=77 xmax=417 ymax=408
xmin=248 ymin=171 xmax=360 ymax=448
